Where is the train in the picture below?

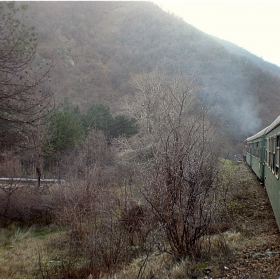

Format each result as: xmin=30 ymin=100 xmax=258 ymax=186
xmin=244 ymin=115 xmax=280 ymax=231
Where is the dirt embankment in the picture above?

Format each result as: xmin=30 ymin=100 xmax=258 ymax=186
xmin=215 ymin=162 xmax=280 ymax=279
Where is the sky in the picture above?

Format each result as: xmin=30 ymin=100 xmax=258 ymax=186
xmin=153 ymin=1 xmax=280 ymax=66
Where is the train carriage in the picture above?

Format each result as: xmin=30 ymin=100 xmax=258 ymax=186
xmin=244 ymin=115 xmax=280 ymax=231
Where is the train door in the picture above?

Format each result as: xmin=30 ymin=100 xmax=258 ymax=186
xmin=250 ymin=143 xmax=253 ymax=167
xmin=260 ymin=135 xmax=266 ymax=181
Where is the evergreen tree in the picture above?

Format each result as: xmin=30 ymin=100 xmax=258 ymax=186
xmin=112 ymin=115 xmax=138 ymax=138
xmin=48 ymin=104 xmax=85 ymax=152
xmin=84 ymin=104 xmax=114 ymax=136
xmin=0 ymin=2 xmax=53 ymax=148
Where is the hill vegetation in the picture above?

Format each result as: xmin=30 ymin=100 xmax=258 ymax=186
xmin=1 ymin=2 xmax=280 ymax=278
xmin=0 ymin=161 xmax=279 ymax=278
xmin=23 ymin=1 xmax=280 ymax=152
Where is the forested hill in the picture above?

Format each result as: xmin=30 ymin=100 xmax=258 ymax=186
xmin=25 ymin=1 xmax=280 ymax=149
xmin=216 ymin=38 xmax=280 ymax=77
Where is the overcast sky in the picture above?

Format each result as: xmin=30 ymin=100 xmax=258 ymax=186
xmin=154 ymin=1 xmax=280 ymax=67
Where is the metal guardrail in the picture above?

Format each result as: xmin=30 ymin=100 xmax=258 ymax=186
xmin=0 ymin=178 xmax=65 ymax=183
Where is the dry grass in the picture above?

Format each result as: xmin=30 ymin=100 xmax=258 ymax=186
xmin=116 ymin=161 xmax=280 ymax=279
xmin=0 ymin=225 xmax=67 ymax=278
xmin=0 ymin=161 xmax=279 ymax=279
xmin=114 ymin=252 xmax=177 ymax=279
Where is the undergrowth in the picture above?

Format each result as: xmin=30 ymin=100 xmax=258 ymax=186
xmin=0 ymin=161 xmax=277 ymax=278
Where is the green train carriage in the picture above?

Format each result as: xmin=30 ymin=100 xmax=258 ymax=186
xmin=244 ymin=115 xmax=280 ymax=231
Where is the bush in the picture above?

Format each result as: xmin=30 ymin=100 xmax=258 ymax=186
xmin=0 ymin=184 xmax=55 ymax=226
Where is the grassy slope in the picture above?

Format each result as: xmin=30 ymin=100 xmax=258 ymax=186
xmin=0 ymin=225 xmax=66 ymax=278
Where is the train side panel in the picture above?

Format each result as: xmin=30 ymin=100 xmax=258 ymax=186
xmin=246 ymin=136 xmax=265 ymax=180
xmin=263 ymin=125 xmax=280 ymax=230
xmin=245 ymin=115 xmax=280 ymax=231
xmin=251 ymin=155 xmax=262 ymax=179
xmin=264 ymin=164 xmax=280 ymax=230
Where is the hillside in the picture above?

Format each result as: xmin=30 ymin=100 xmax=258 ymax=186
xmin=24 ymin=1 xmax=280 ymax=153
xmin=216 ymin=37 xmax=280 ymax=77
xmin=3 ymin=3 xmax=280 ymax=278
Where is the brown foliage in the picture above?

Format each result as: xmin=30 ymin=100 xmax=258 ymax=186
xmin=127 ymin=70 xmax=222 ymax=259
xmin=0 ymin=184 xmax=55 ymax=226
xmin=0 ymin=151 xmax=22 ymax=178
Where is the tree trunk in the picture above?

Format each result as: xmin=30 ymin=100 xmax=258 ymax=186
xmin=36 ymin=167 xmax=41 ymax=188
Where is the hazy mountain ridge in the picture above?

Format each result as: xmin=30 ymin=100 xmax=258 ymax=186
xmin=24 ymin=1 xmax=280 ymax=147
xmin=216 ymin=37 xmax=280 ymax=77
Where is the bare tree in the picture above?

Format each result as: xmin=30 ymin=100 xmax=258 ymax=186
xmin=126 ymin=70 xmax=221 ymax=259
xmin=0 ymin=2 xmax=54 ymax=149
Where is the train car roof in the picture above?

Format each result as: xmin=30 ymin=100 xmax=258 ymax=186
xmin=246 ymin=127 xmax=267 ymax=142
xmin=246 ymin=115 xmax=280 ymax=142
xmin=265 ymin=115 xmax=280 ymax=135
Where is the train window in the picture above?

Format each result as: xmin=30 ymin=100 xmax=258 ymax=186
xmin=266 ymin=138 xmax=269 ymax=163
xmin=267 ymin=136 xmax=278 ymax=173
xmin=274 ymin=137 xmax=277 ymax=173
xmin=268 ymin=137 xmax=272 ymax=167
xmin=268 ymin=137 xmax=272 ymax=169
xmin=276 ymin=135 xmax=280 ymax=177
xmin=253 ymin=142 xmax=256 ymax=156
